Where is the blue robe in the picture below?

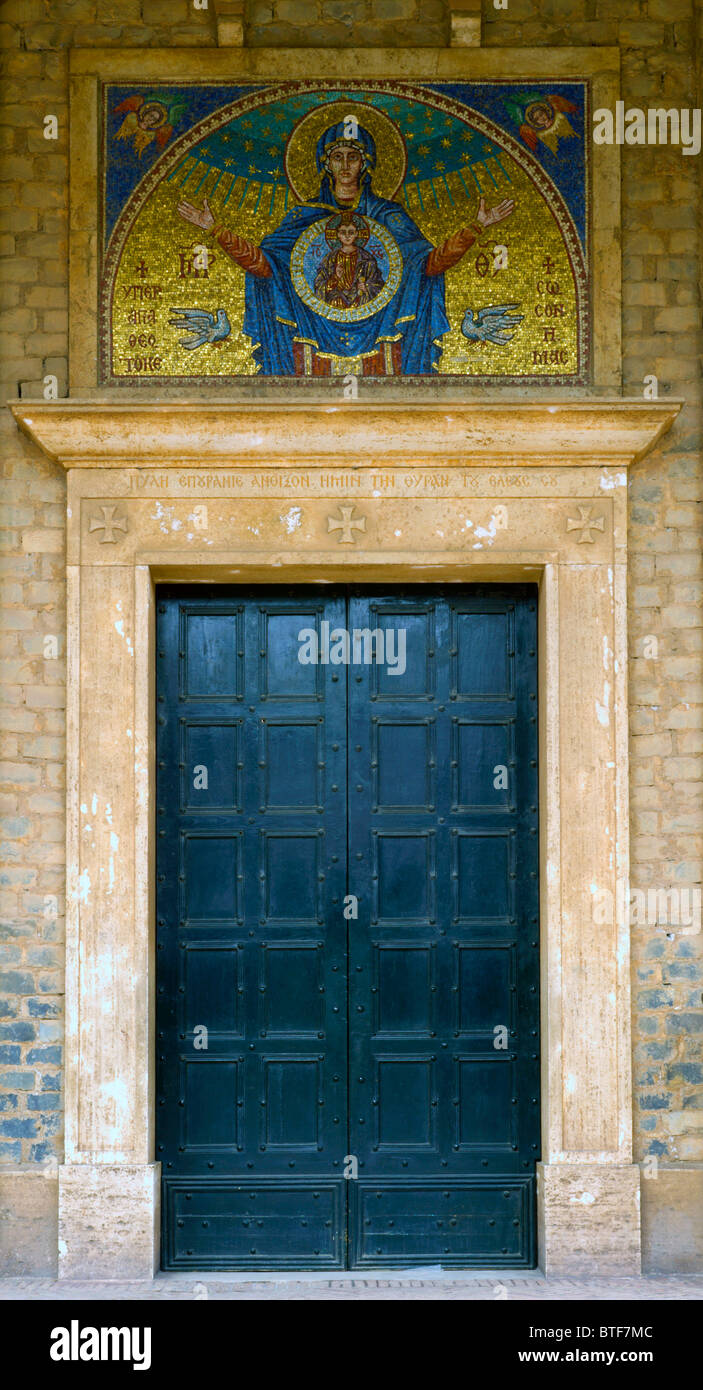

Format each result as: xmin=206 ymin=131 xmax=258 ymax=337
xmin=243 ymin=174 xmax=450 ymax=375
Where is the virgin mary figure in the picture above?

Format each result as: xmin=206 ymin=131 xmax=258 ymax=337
xmin=177 ymin=117 xmax=514 ymax=376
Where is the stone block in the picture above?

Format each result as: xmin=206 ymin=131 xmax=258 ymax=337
xmin=450 ymin=13 xmax=481 ymax=46
xmin=655 ymin=306 xmax=702 ymax=333
xmin=373 ymin=0 xmax=416 ymax=19
xmin=0 ymin=1169 xmax=57 ymax=1275
xmin=620 ymin=21 xmax=671 ymax=46
xmin=141 ymin=0 xmax=189 ymax=20
xmin=21 ymin=530 xmax=63 ymax=554
xmin=58 ymin=1164 xmax=160 ymax=1279
xmin=538 ymin=1164 xmax=641 ymax=1275
xmin=275 ymin=0 xmax=318 ymax=23
xmin=641 ymin=1165 xmax=703 ymax=1272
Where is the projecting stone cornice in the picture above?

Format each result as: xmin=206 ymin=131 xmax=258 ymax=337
xmin=10 ymin=399 xmax=680 ymax=468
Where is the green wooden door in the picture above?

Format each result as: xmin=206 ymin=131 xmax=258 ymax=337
xmin=157 ymin=585 xmax=539 ymax=1269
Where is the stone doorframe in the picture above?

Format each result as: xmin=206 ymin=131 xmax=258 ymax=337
xmin=12 ymin=399 xmax=678 ymax=1278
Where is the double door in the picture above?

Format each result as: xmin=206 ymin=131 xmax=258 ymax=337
xmin=156 ymin=585 xmax=540 ymax=1268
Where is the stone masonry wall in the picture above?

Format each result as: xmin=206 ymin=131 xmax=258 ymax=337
xmin=0 ymin=2 xmax=701 ymax=1198
xmin=481 ymin=6 xmax=703 ymax=1165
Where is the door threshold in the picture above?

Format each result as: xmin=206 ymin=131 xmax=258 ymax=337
xmin=154 ymin=1267 xmax=544 ymax=1283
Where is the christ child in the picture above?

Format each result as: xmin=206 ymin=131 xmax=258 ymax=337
xmin=313 ymin=212 xmax=385 ymax=309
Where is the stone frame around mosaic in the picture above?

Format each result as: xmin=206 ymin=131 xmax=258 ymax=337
xmin=68 ymin=45 xmax=622 ymax=396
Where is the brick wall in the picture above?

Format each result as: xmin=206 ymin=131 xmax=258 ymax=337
xmin=245 ymin=1 xmax=448 ymax=47
xmin=481 ymin=6 xmax=703 ymax=1164
xmin=0 ymin=2 xmax=701 ymax=1181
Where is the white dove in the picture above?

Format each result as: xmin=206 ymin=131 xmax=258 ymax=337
xmin=461 ymin=303 xmax=524 ymax=346
xmin=168 ymin=308 xmax=231 ymax=350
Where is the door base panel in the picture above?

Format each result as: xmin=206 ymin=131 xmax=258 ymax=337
xmin=351 ymin=1178 xmax=535 ymax=1269
xmin=162 ymin=1175 xmax=535 ymax=1271
xmin=162 ymin=1177 xmax=345 ymax=1271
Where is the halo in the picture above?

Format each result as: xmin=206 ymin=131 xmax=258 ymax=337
xmin=284 ymin=100 xmax=407 ymax=205
xmin=139 ymin=101 xmax=168 ymax=130
xmin=524 ymin=99 xmax=554 ymax=131
xmin=290 ymin=215 xmax=403 ymax=324
xmin=325 ymin=211 xmax=370 ymax=246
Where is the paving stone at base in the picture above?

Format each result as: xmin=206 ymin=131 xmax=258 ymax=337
xmin=1 ymin=1273 xmax=702 ymax=1300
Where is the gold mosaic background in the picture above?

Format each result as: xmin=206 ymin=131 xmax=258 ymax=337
xmin=108 ymin=89 xmax=582 ymax=379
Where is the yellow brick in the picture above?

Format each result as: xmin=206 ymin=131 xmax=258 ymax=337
xmin=20 ymin=530 xmax=63 ymax=555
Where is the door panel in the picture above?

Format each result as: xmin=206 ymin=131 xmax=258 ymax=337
xmin=157 ymin=585 xmax=539 ymax=1270
xmin=157 ymin=592 xmax=348 ymax=1270
xmin=347 ymin=589 xmax=539 ymax=1267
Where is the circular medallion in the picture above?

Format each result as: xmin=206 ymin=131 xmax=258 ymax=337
xmin=285 ymin=100 xmax=407 ymax=205
xmin=290 ymin=215 xmax=403 ymax=324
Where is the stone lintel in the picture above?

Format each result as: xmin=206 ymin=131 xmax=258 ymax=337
xmin=68 ymin=45 xmax=622 ymax=82
xmin=9 ymin=400 xmax=681 ymax=469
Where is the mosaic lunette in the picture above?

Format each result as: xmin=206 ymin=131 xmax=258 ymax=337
xmin=103 ymin=81 xmax=589 ymax=382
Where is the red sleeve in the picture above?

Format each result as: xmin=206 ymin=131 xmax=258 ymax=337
xmin=211 ymin=225 xmax=272 ymax=279
xmin=425 ymin=224 xmax=481 ymax=277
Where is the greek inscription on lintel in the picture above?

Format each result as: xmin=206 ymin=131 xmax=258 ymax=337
xmin=123 ymin=469 xmax=567 ymax=497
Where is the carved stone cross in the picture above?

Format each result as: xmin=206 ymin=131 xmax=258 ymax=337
xmin=566 ymin=506 xmax=605 ymax=544
xmin=327 ymin=504 xmax=367 ymax=544
xmin=89 ymin=505 xmax=128 ymax=544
